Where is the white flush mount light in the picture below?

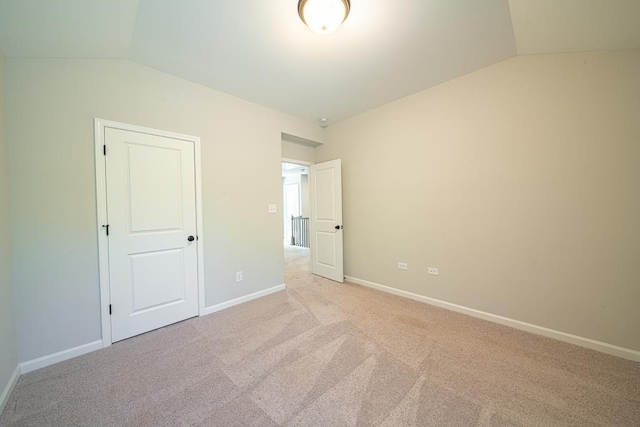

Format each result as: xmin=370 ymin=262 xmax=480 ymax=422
xmin=298 ymin=0 xmax=351 ymax=35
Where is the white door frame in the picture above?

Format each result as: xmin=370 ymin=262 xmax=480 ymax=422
xmin=94 ymin=118 xmax=206 ymax=348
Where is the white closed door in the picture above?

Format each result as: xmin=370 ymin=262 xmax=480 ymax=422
xmin=105 ymin=127 xmax=199 ymax=342
xmin=309 ymin=159 xmax=344 ymax=283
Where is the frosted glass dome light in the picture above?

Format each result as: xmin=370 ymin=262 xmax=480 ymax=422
xmin=298 ymin=0 xmax=351 ymax=35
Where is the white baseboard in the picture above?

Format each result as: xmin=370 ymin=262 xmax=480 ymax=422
xmin=19 ymin=340 xmax=103 ymax=374
xmin=16 ymin=285 xmax=287 ymax=376
xmin=345 ymin=276 xmax=640 ymax=362
xmin=204 ymin=284 xmax=287 ymax=316
xmin=0 ymin=364 xmax=21 ymax=415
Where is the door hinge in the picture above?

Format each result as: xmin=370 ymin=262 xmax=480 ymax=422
xmin=102 ymin=224 xmax=109 ymax=236
xmin=109 ymin=304 xmax=112 ymax=315
xmin=103 ymin=145 xmax=106 ymax=156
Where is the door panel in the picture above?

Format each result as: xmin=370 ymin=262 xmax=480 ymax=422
xmin=310 ymin=159 xmax=344 ymax=282
xmin=316 ymin=232 xmax=337 ymax=266
xmin=315 ymin=168 xmax=336 ymax=220
xmin=105 ymin=127 xmax=198 ymax=342
xmin=130 ymin=249 xmax=185 ymax=313
xmin=128 ymin=144 xmax=183 ymax=232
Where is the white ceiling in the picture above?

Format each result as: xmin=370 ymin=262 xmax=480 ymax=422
xmin=0 ymin=0 xmax=638 ymax=124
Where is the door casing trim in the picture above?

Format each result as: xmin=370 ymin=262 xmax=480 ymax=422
xmin=94 ymin=118 xmax=206 ymax=348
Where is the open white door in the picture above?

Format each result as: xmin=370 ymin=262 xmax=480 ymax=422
xmin=309 ymin=159 xmax=344 ymax=283
xmin=105 ymin=127 xmax=199 ymax=342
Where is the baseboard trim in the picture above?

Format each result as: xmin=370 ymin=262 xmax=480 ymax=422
xmin=16 ymin=285 xmax=289 ymax=375
xmin=19 ymin=340 xmax=103 ymax=374
xmin=0 ymin=364 xmax=21 ymax=415
xmin=204 ymin=284 xmax=287 ymax=316
xmin=345 ymin=276 xmax=640 ymax=362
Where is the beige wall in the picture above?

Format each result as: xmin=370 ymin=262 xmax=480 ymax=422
xmin=6 ymin=59 xmax=323 ymax=362
xmin=281 ymin=140 xmax=316 ymax=163
xmin=317 ymin=50 xmax=640 ymax=351
xmin=0 ymin=51 xmax=18 ymax=401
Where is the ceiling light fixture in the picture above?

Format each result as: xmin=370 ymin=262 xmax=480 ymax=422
xmin=298 ymin=0 xmax=351 ymax=35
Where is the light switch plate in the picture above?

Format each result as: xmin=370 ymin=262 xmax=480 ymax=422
xmin=268 ymin=204 xmax=277 ymax=213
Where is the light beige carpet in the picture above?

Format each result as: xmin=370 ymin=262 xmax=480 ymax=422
xmin=1 ymin=245 xmax=639 ymax=426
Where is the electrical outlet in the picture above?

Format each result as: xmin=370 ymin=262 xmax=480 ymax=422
xmin=428 ymin=267 xmax=439 ymax=276
xmin=236 ymin=271 xmax=243 ymax=282
xmin=398 ymin=262 xmax=408 ymax=270
xmin=268 ymin=204 xmax=277 ymax=213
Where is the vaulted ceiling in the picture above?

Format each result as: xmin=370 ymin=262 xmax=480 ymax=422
xmin=1 ymin=0 xmax=638 ymax=123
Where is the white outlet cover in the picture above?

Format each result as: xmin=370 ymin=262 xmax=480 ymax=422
xmin=268 ymin=204 xmax=277 ymax=213
xmin=398 ymin=262 xmax=408 ymax=270
xmin=236 ymin=271 xmax=243 ymax=282
xmin=428 ymin=267 xmax=439 ymax=276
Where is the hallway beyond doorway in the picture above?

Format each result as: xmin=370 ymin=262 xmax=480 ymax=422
xmin=284 ymin=243 xmax=310 ymax=274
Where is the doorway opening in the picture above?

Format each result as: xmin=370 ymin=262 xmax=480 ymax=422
xmin=281 ymin=157 xmax=344 ymax=283
xmin=282 ymin=161 xmax=310 ymax=247
xmin=282 ymin=160 xmax=312 ymax=270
